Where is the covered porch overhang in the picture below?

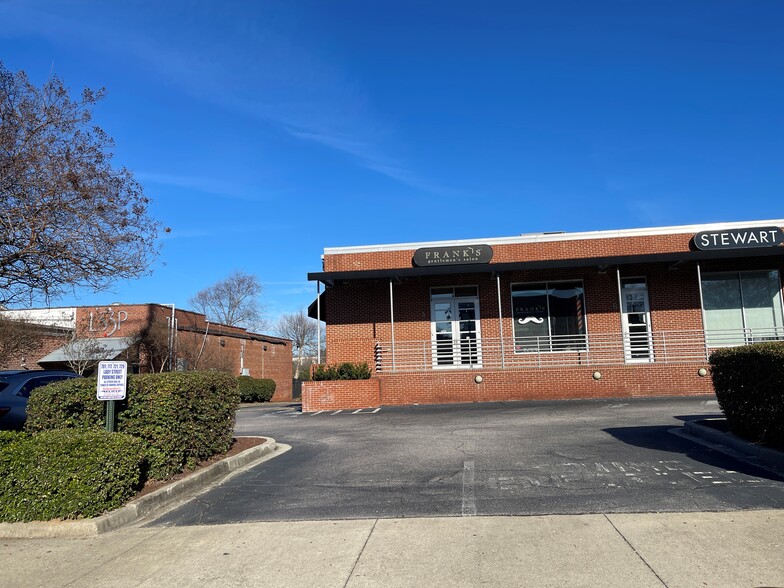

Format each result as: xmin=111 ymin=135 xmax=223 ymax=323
xmin=307 ymin=246 xmax=784 ymax=369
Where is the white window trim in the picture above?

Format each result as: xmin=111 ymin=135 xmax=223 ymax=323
xmin=430 ymin=285 xmax=483 ymax=369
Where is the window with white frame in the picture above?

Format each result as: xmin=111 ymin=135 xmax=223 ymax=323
xmin=430 ymin=286 xmax=482 ymax=367
xmin=701 ymin=270 xmax=784 ymax=347
xmin=511 ymin=281 xmax=587 ymax=352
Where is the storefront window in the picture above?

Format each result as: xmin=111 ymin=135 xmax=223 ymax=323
xmin=701 ymin=270 xmax=784 ymax=347
xmin=511 ymin=281 xmax=586 ymax=352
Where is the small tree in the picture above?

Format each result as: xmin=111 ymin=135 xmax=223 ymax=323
xmin=60 ymin=337 xmax=111 ymax=376
xmin=275 ymin=310 xmax=318 ymax=379
xmin=0 ymin=62 xmax=162 ymax=306
xmin=189 ymin=271 xmax=266 ymax=330
xmin=0 ymin=316 xmax=44 ymax=367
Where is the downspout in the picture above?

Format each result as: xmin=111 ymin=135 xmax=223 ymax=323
xmin=164 ymin=304 xmax=175 ymax=372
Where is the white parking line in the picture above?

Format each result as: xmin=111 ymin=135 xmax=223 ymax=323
xmin=310 ymin=410 xmax=324 ymax=416
xmin=331 ymin=410 xmax=343 ymax=415
xmin=352 ymin=409 xmax=363 ymax=414
xmin=462 ymin=460 xmax=476 ymax=516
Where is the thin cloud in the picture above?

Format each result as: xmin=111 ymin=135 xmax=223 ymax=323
xmin=0 ymin=1 xmax=448 ymax=194
xmin=136 ymin=172 xmax=265 ymax=202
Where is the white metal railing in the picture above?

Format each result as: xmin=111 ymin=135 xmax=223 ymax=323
xmin=373 ymin=327 xmax=784 ymax=373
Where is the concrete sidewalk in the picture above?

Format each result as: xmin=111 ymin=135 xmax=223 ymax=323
xmin=4 ymin=510 xmax=783 ymax=587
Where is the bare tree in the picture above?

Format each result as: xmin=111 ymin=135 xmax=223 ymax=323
xmin=60 ymin=336 xmax=112 ymax=376
xmin=0 ymin=61 xmax=163 ymax=306
xmin=176 ymin=332 xmax=234 ymax=373
xmin=275 ymin=310 xmax=318 ymax=379
xmin=0 ymin=316 xmax=45 ymax=367
xmin=189 ymin=271 xmax=266 ymax=330
xmin=134 ymin=320 xmax=171 ymax=373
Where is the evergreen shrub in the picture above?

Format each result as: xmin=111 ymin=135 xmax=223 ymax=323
xmin=26 ymin=371 xmax=240 ymax=478
xmin=312 ymin=362 xmax=372 ymax=381
xmin=0 ymin=429 xmax=146 ymax=522
xmin=237 ymin=376 xmax=276 ymax=402
xmin=709 ymin=342 xmax=784 ymax=449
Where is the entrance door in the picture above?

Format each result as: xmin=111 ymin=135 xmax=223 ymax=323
xmin=431 ymin=287 xmax=482 ymax=367
xmin=620 ymin=277 xmax=653 ymax=362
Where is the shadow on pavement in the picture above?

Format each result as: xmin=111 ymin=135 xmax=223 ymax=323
xmin=603 ymin=424 xmax=784 ymax=483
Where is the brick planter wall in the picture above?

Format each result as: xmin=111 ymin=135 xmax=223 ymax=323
xmin=376 ymin=363 xmax=714 ymax=406
xmin=302 ymin=379 xmax=381 ymax=412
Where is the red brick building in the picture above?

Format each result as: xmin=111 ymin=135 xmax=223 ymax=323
xmin=305 ymin=220 xmax=784 ymax=410
xmin=0 ymin=304 xmax=293 ymax=401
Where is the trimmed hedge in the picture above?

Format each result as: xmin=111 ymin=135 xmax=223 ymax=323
xmin=26 ymin=371 xmax=241 ymax=478
xmin=0 ymin=429 xmax=147 ymax=522
xmin=238 ymin=376 xmax=276 ymax=403
xmin=312 ymin=362 xmax=372 ymax=381
xmin=709 ymin=342 xmax=784 ymax=449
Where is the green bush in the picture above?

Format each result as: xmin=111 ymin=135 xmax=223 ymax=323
xmin=237 ymin=376 xmax=276 ymax=402
xmin=26 ymin=371 xmax=241 ymax=478
xmin=0 ymin=429 xmax=147 ymax=522
xmin=312 ymin=362 xmax=372 ymax=381
xmin=25 ymin=377 xmax=104 ymax=430
xmin=709 ymin=342 xmax=784 ymax=449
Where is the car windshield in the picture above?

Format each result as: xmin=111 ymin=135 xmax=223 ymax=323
xmin=0 ymin=382 xmax=8 ymax=393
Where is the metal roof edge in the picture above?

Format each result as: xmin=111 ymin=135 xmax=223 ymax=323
xmin=322 ymin=219 xmax=784 ymax=255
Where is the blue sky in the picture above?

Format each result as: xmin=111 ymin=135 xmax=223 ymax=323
xmin=2 ymin=1 xmax=782 ymax=326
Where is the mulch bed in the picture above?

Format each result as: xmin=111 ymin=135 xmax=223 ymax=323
xmin=133 ymin=436 xmax=266 ymax=499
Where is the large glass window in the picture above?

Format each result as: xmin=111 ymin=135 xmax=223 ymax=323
xmin=701 ymin=270 xmax=784 ymax=347
xmin=511 ymin=281 xmax=586 ymax=352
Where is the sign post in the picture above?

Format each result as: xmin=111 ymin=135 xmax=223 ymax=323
xmin=97 ymin=360 xmax=127 ymax=432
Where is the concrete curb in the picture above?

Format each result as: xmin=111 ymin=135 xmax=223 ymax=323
xmin=682 ymin=419 xmax=784 ymax=472
xmin=0 ymin=436 xmax=283 ymax=539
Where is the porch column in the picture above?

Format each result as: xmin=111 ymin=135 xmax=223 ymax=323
xmin=696 ymin=263 xmax=708 ymax=359
xmin=390 ymin=279 xmax=396 ymax=371
xmin=317 ymin=281 xmax=322 ymax=364
xmin=496 ymin=273 xmax=505 ymax=368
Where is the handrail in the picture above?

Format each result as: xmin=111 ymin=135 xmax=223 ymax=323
xmin=373 ymin=327 xmax=784 ymax=373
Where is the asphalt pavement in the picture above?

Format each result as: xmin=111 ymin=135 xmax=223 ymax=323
xmin=5 ymin=396 xmax=784 ymax=587
xmin=151 ymin=397 xmax=784 ymax=526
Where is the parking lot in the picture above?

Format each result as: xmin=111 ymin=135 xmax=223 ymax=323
xmin=150 ymin=397 xmax=784 ymax=526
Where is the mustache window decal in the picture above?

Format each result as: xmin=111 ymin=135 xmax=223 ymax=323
xmin=518 ymin=317 xmax=545 ymax=325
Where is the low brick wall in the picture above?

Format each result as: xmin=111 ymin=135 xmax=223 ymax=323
xmin=302 ymin=379 xmax=381 ymax=412
xmin=377 ymin=363 xmax=714 ymax=406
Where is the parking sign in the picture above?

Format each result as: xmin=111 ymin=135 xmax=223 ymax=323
xmin=97 ymin=360 xmax=128 ymax=400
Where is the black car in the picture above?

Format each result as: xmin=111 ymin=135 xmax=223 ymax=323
xmin=0 ymin=370 xmax=80 ymax=430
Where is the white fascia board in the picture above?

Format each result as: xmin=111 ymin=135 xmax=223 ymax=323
xmin=323 ymin=219 xmax=784 ymax=255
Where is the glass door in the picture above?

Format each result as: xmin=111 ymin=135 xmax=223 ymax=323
xmin=431 ymin=287 xmax=482 ymax=367
xmin=620 ymin=277 xmax=653 ymax=362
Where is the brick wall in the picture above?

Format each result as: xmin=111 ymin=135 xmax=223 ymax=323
xmin=0 ymin=328 xmax=70 ymax=371
xmin=302 ymin=379 xmax=381 ymax=412
xmin=316 ymin=229 xmax=784 ymax=408
xmin=324 ymin=232 xmax=698 ymax=272
xmin=376 ymin=364 xmax=713 ymax=406
xmin=1 ymin=303 xmax=293 ymax=400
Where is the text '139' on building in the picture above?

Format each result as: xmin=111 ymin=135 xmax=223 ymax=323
xmin=304 ymin=220 xmax=784 ymax=411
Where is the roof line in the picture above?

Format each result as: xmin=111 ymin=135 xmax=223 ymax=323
xmin=309 ymin=247 xmax=784 ymax=283
xmin=322 ymin=219 xmax=784 ymax=255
